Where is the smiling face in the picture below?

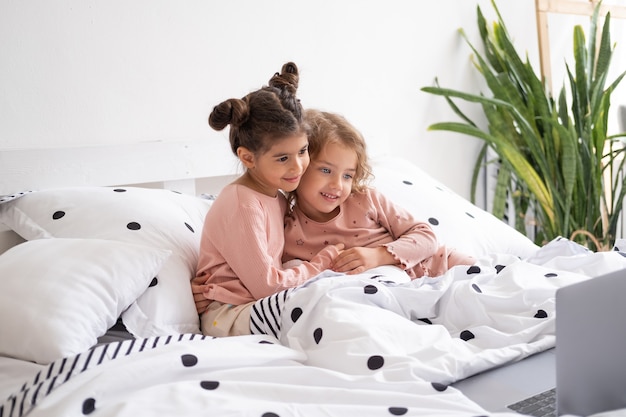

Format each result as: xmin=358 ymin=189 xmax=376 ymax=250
xmin=237 ymin=132 xmax=310 ymax=197
xmin=295 ymin=141 xmax=358 ymax=222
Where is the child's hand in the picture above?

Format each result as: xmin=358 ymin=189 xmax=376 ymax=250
xmin=333 ymin=243 xmax=345 ymax=252
xmin=332 ymin=246 xmax=396 ymax=275
xmin=190 ymin=275 xmax=211 ymax=314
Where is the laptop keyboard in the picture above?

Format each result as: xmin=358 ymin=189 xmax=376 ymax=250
xmin=507 ymin=387 xmax=556 ymax=417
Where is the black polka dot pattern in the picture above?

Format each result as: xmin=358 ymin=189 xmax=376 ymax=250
xmin=181 ymin=354 xmax=198 ymax=367
xmin=291 ymin=307 xmax=303 ymax=323
xmin=200 ymin=380 xmax=219 ymax=390
xmin=7 ymin=173 xmax=612 ymax=415
xmin=467 ymin=265 xmax=481 ymax=274
xmin=460 ymin=330 xmax=475 ymax=341
xmin=431 ymin=382 xmax=448 ymax=392
xmin=248 ymin=249 xmax=563 ymax=390
xmin=313 ymin=328 xmax=323 ymax=344
xmin=0 ymin=186 xmax=214 ymax=339
xmin=127 ymin=221 xmax=141 ymax=230
xmin=427 ymin=217 xmax=439 ymax=226
xmin=364 ymin=284 xmax=378 ymax=294
xmin=367 ymin=355 xmax=384 ymax=370
xmin=400 ymin=176 xmax=476 ymax=234
xmin=11 ymin=240 xmax=595 ymax=417
xmin=82 ymin=398 xmax=96 ymax=415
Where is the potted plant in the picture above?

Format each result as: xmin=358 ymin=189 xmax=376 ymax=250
xmin=422 ymin=0 xmax=626 ymax=250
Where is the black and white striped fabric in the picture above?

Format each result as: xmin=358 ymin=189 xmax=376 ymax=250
xmin=250 ymin=288 xmax=295 ymax=339
xmin=1 ymin=334 xmax=211 ymax=417
xmin=1 ymin=333 xmax=497 ymax=417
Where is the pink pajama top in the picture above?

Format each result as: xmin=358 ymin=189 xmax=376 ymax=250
xmin=283 ymin=188 xmax=471 ymax=279
xmin=195 ymin=184 xmax=339 ymax=305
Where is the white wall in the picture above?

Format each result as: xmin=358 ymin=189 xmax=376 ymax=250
xmin=1 ymin=1 xmax=625 ymax=204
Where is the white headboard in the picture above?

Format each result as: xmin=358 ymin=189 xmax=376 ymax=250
xmin=0 ymin=140 xmax=239 ymax=253
xmin=0 ymin=139 xmax=239 ymax=196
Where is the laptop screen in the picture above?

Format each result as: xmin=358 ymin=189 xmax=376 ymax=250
xmin=556 ymin=268 xmax=626 ymax=416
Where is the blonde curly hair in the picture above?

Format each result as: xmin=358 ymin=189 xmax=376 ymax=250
xmin=303 ymin=109 xmax=372 ymax=192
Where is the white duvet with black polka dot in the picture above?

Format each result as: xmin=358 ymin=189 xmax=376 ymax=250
xmin=4 ymin=237 xmax=626 ymax=417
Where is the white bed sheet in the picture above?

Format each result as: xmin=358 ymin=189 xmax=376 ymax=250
xmin=3 ymin=334 xmax=515 ymax=417
xmin=0 ymin=322 xmax=134 ymax=402
xmin=3 ymin=238 xmax=626 ymax=416
xmin=0 ymin=356 xmax=43 ymax=401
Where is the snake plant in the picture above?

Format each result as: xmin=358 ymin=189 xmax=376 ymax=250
xmin=422 ymin=0 xmax=626 ymax=250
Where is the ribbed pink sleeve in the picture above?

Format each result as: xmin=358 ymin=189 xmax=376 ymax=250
xmin=196 ymin=184 xmax=339 ymax=305
xmin=366 ymin=189 xmax=439 ymax=270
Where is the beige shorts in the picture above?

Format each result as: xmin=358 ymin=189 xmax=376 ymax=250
xmin=200 ymin=300 xmax=254 ymax=337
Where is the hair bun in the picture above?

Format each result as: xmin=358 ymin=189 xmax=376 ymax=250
xmin=208 ymin=98 xmax=249 ymax=131
xmin=208 ymin=61 xmax=304 ymax=157
xmin=269 ymin=62 xmax=299 ymax=95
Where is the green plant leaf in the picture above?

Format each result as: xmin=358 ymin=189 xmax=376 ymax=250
xmin=428 ymin=121 xmax=555 ymax=223
xmin=421 ymin=0 xmax=625 ymax=249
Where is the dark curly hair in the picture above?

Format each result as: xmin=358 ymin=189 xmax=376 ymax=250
xmin=208 ymin=62 xmax=305 ymax=156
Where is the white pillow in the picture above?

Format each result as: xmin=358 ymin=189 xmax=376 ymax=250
xmin=370 ymin=156 xmax=539 ymax=259
xmin=0 ymin=187 xmax=212 ymax=337
xmin=0 ymin=238 xmax=170 ymax=364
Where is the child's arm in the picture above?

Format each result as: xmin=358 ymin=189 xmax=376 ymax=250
xmin=190 ymin=276 xmax=211 ymax=314
xmin=331 ymin=246 xmax=397 ymax=275
xmin=332 ymin=188 xmax=438 ymax=274
xmin=192 ymin=243 xmax=342 ymax=313
xmin=196 ymin=193 xmax=342 ymax=307
xmin=223 ymin=223 xmax=342 ymax=300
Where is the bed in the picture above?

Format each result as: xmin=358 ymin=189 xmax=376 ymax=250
xmin=1 ymin=141 xmax=625 ymax=417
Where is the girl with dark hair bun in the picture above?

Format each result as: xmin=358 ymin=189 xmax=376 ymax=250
xmin=193 ymin=63 xmax=342 ymax=337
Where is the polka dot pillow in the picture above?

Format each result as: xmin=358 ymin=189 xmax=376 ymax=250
xmin=370 ymin=156 xmax=539 ymax=259
xmin=0 ymin=187 xmax=213 ymax=337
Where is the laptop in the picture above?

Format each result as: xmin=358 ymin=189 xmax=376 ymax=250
xmin=453 ymin=267 xmax=626 ymax=416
